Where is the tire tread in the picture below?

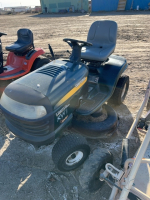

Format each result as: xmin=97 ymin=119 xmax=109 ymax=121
xmin=79 ymin=147 xmax=113 ymax=192
xmin=52 ymin=134 xmax=90 ymax=171
xmin=108 ymin=75 xmax=129 ymax=105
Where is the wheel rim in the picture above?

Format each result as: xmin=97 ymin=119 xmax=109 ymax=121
xmin=121 ymin=83 xmax=127 ymax=99
xmin=65 ymin=151 xmax=83 ymax=166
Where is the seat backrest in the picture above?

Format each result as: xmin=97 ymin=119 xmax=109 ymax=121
xmin=17 ymin=28 xmax=33 ymax=45
xmin=87 ymin=20 xmax=118 ymax=48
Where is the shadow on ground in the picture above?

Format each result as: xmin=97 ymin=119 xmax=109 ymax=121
xmin=30 ymin=13 xmax=89 ymax=18
xmin=0 ymin=102 xmax=141 ymax=200
xmin=30 ymin=10 xmax=150 ymax=19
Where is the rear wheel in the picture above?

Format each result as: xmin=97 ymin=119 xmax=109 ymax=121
xmin=52 ymin=134 xmax=90 ymax=172
xmin=79 ymin=147 xmax=113 ymax=193
xmin=108 ymin=75 xmax=129 ymax=105
xmin=31 ymin=57 xmax=49 ymax=71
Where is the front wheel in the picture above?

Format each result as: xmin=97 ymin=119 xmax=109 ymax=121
xmin=108 ymin=75 xmax=129 ymax=105
xmin=79 ymin=147 xmax=113 ymax=193
xmin=52 ymin=134 xmax=90 ymax=172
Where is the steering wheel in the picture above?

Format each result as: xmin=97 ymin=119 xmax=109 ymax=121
xmin=63 ymin=38 xmax=92 ymax=48
xmin=0 ymin=32 xmax=7 ymax=37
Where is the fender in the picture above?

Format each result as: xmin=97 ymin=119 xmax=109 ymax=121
xmin=97 ymin=55 xmax=128 ymax=106
xmin=25 ymin=48 xmax=45 ymax=71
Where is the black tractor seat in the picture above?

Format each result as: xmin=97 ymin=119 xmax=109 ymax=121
xmin=5 ymin=29 xmax=34 ymax=55
xmin=81 ymin=20 xmax=118 ymax=62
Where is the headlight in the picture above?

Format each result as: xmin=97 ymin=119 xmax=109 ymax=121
xmin=1 ymin=93 xmax=47 ymax=119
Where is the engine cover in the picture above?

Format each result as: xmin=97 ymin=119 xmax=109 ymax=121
xmin=0 ymin=59 xmax=88 ymax=145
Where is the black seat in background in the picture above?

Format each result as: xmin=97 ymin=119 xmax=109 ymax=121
xmin=6 ymin=29 xmax=34 ymax=55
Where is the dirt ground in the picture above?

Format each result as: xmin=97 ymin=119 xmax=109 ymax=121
xmin=0 ymin=11 xmax=150 ymax=200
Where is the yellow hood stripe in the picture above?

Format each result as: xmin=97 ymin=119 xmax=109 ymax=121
xmin=56 ymin=77 xmax=87 ymax=107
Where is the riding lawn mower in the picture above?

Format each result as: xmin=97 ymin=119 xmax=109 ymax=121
xmin=0 ymin=20 xmax=130 ymax=172
xmin=0 ymin=28 xmax=50 ymax=93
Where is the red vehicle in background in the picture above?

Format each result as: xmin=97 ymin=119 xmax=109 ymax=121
xmin=0 ymin=28 xmax=50 ymax=93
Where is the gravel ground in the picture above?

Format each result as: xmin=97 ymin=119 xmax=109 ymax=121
xmin=0 ymin=11 xmax=150 ymax=200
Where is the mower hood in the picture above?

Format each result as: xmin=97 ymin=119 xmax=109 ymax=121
xmin=0 ymin=62 xmax=58 ymax=119
xmin=1 ymin=61 xmax=68 ymax=113
xmin=1 ymin=60 xmax=88 ymax=119
xmin=1 ymin=81 xmax=52 ymax=120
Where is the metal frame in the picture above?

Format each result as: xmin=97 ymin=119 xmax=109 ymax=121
xmin=101 ymin=80 xmax=150 ymax=200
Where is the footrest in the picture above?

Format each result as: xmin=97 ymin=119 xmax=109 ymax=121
xmin=76 ymin=92 xmax=107 ymax=115
xmin=0 ymin=66 xmax=25 ymax=80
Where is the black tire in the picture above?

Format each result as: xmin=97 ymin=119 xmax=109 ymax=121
xmin=147 ymin=98 xmax=150 ymax=111
xmin=0 ymin=80 xmax=12 ymax=96
xmin=52 ymin=134 xmax=90 ymax=172
xmin=72 ymin=104 xmax=118 ymax=139
xmin=31 ymin=57 xmax=49 ymax=71
xmin=79 ymin=148 xmax=113 ymax=193
xmin=108 ymin=75 xmax=129 ymax=105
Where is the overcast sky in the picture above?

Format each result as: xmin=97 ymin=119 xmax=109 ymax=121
xmin=0 ymin=0 xmax=40 ymax=8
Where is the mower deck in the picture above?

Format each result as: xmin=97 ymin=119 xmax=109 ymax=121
xmin=72 ymin=104 xmax=118 ymax=139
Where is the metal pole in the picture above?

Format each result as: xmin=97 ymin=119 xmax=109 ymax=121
xmin=126 ymin=80 xmax=150 ymax=139
xmin=121 ymin=81 xmax=150 ymax=167
xmin=109 ymin=185 xmax=118 ymax=200
xmin=119 ymin=126 xmax=150 ymax=200
xmin=131 ymin=186 xmax=150 ymax=200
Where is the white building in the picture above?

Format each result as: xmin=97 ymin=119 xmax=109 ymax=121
xmin=4 ymin=6 xmax=31 ymax=12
